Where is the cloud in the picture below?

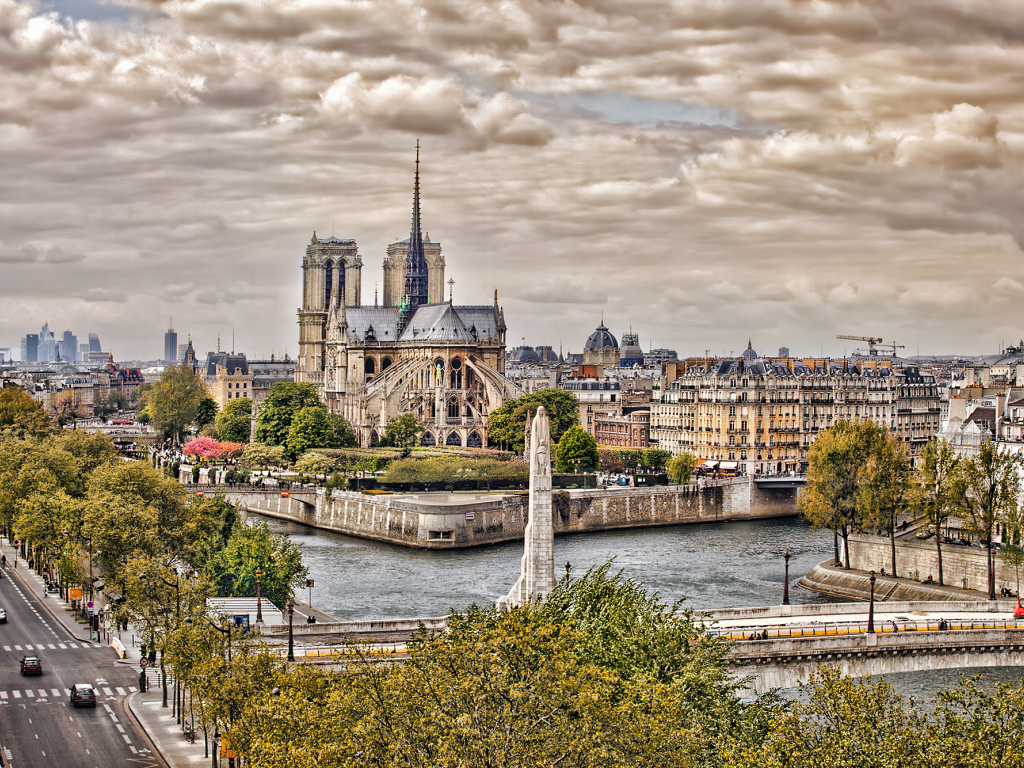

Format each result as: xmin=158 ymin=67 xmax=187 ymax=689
xmin=3 ymin=0 xmax=1024 ymax=359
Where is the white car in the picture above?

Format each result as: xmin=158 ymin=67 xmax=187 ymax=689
xmin=0 ymin=608 xmax=7 ymax=624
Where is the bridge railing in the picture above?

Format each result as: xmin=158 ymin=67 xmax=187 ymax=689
xmin=712 ymin=617 xmax=1024 ymax=641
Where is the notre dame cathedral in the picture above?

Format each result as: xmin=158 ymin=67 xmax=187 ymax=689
xmin=296 ymin=145 xmax=523 ymax=447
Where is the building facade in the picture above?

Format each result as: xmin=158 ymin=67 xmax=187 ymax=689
xmin=594 ymin=410 xmax=650 ymax=448
xmin=295 ymin=147 xmax=521 ymax=447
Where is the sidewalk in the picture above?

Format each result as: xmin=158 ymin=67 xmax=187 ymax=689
xmin=0 ymin=539 xmax=211 ymax=768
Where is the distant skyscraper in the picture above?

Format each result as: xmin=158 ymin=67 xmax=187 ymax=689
xmin=21 ymin=334 xmax=38 ymax=363
xmin=778 ymin=347 xmax=790 ymax=357
xmin=89 ymin=333 xmax=101 ymax=353
xmin=164 ymin=323 xmax=178 ymax=364
xmin=38 ymin=324 xmax=56 ymax=362
xmin=60 ymin=330 xmax=78 ymax=362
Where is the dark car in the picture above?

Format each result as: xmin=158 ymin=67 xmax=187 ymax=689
xmin=70 ymin=684 xmax=96 ymax=708
xmin=0 ymin=608 xmax=6 ymax=624
xmin=20 ymin=656 xmax=41 ymax=676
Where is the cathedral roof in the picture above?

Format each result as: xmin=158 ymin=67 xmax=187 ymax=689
xmin=585 ymin=323 xmax=618 ymax=351
xmin=346 ymin=307 xmax=400 ymax=342
xmin=400 ymin=302 xmax=473 ymax=342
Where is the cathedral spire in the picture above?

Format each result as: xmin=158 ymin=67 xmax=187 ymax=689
xmin=399 ymin=140 xmax=430 ymax=333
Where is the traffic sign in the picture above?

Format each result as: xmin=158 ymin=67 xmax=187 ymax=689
xmin=87 ymin=601 xmax=94 ymax=609
xmin=140 ymin=658 xmax=149 ymax=668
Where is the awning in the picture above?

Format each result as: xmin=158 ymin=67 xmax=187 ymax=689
xmin=702 ymin=460 xmax=719 ymax=469
xmin=719 ymin=461 xmax=738 ymax=470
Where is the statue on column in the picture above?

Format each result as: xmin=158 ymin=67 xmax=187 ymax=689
xmin=498 ymin=405 xmax=555 ymax=609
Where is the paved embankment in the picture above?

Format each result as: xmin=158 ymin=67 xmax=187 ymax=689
xmin=798 ymin=561 xmax=997 ymax=603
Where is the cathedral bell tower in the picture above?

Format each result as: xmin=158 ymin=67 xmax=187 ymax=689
xmin=398 ymin=141 xmax=430 ymax=334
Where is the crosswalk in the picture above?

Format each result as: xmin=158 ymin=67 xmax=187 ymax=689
xmin=0 ymin=686 xmax=138 ymax=700
xmin=2 ymin=642 xmax=102 ymax=651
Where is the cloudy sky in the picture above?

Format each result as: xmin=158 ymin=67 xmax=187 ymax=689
xmin=3 ymin=0 xmax=1024 ymax=362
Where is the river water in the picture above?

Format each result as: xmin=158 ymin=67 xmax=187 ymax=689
xmin=250 ymin=512 xmax=1024 ymax=702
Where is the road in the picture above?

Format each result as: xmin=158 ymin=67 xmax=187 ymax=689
xmin=0 ymin=567 xmax=165 ymax=768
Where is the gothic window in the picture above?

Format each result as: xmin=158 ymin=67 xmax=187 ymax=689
xmin=422 ymin=431 xmax=436 ymax=447
xmin=467 ymin=432 xmax=482 ymax=448
xmin=448 ymin=398 xmax=460 ymax=418
xmin=369 ymin=430 xmax=379 ymax=446
xmin=446 ymin=432 xmax=462 ymax=447
xmin=324 ymin=262 xmax=333 ymax=310
xmin=381 ymin=357 xmax=393 ymax=371
xmin=365 ymin=358 xmax=376 ymax=375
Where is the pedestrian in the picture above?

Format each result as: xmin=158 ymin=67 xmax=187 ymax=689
xmin=1 ymin=554 xmax=6 ymax=569
xmin=891 ymin=620 xmax=899 ymax=633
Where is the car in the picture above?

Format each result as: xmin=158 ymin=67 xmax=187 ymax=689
xmin=0 ymin=608 xmax=6 ymax=624
xmin=20 ymin=656 xmax=41 ymax=676
xmin=69 ymin=684 xmax=96 ymax=708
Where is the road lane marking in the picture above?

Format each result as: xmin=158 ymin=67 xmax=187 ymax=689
xmin=47 ymin=644 xmax=55 ymax=649
xmin=110 ymin=713 xmax=119 ymax=723
xmin=116 ymin=687 xmax=126 ymax=695
xmin=50 ymin=688 xmax=60 ymax=697
xmin=129 ymin=686 xmax=137 ymax=692
xmin=116 ymin=724 xmax=125 ymax=733
xmin=37 ymin=689 xmax=46 ymax=697
xmin=58 ymin=644 xmax=67 ymax=649
xmin=2 ymin=646 xmax=9 ymax=651
xmin=25 ymin=690 xmax=33 ymax=697
xmin=0 ymin=692 xmax=7 ymax=699
xmin=122 ymin=734 xmax=131 ymax=744
xmin=12 ymin=691 xmax=21 ymax=698
xmin=103 ymin=687 xmax=113 ymax=696
xmin=14 ymin=645 xmax=22 ymax=651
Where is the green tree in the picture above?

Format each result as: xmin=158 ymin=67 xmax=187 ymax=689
xmin=486 ymin=388 xmax=580 ymax=452
xmin=328 ymin=413 xmax=359 ymax=448
xmin=240 ymin=443 xmax=286 ymax=471
xmin=0 ymin=386 xmax=51 ymax=437
xmin=600 ymin=448 xmax=625 ymax=474
xmin=254 ymin=383 xmax=323 ymax=446
xmin=92 ymin=389 xmax=129 ymax=421
xmin=856 ymin=426 xmax=913 ymax=578
xmin=666 ymin=452 xmax=698 ymax=485
xmin=382 ymin=413 xmax=424 ymax=448
xmin=216 ymin=397 xmax=253 ymax=443
xmin=643 ymin=449 xmax=671 ymax=472
xmin=799 ymin=420 xmax=874 ymax=569
xmin=285 ymin=406 xmax=339 ymax=460
xmin=555 ymin=424 xmax=599 ymax=473
xmin=196 ymin=397 xmax=218 ymax=429
xmin=137 ymin=406 xmax=151 ymax=425
xmin=47 ymin=389 xmax=85 ymax=428
xmin=959 ymin=441 xmax=1022 ymax=599
xmin=202 ymin=519 xmax=308 ymax=607
xmin=915 ymin=437 xmax=962 ymax=586
xmin=1000 ymin=498 xmax=1024 ymax=597
xmin=148 ymin=365 xmax=208 ymax=444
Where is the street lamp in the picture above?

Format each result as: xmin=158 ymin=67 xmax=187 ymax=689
xmin=867 ymin=570 xmax=876 ymax=633
xmin=286 ymin=598 xmax=295 ymax=663
xmin=782 ymin=550 xmax=791 ymax=606
xmin=255 ymin=568 xmax=264 ymax=626
xmin=140 ymin=569 xmax=182 ymax=710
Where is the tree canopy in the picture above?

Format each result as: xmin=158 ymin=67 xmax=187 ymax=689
xmin=285 ymin=406 xmax=339 ymax=460
xmin=381 ymin=413 xmax=424 ymax=448
xmin=216 ymin=396 xmax=253 ymax=443
xmin=148 ymin=365 xmax=208 ymax=444
xmin=201 ymin=518 xmax=308 ymax=607
xmin=555 ymin=424 xmax=600 ymax=473
xmin=487 ymin=389 xmax=581 ymax=452
xmin=254 ymin=383 xmax=323 ymax=446
xmin=0 ymin=387 xmax=53 ymax=438
xmin=666 ymin=452 xmax=698 ymax=485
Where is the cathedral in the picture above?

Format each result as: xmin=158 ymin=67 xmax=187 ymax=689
xmin=296 ymin=145 xmax=523 ymax=448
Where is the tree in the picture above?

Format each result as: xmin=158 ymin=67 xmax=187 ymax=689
xmin=555 ymin=424 xmax=599 ymax=473
xmin=0 ymin=387 xmax=51 ymax=437
xmin=600 ymin=448 xmax=625 ymax=474
xmin=48 ymin=389 xmax=85 ymax=428
xmin=643 ymin=449 xmax=671 ymax=472
xmin=254 ymin=383 xmax=323 ymax=446
xmin=137 ymin=407 xmax=151 ymax=425
xmin=666 ymin=452 xmax=698 ymax=485
xmin=92 ymin=389 xmax=128 ymax=421
xmin=915 ymin=437 xmax=962 ymax=586
xmin=196 ymin=397 xmax=218 ymax=429
xmin=486 ymin=389 xmax=580 ymax=452
xmin=240 ymin=443 xmax=286 ymax=471
xmin=382 ymin=413 xmax=424 ymax=448
xmin=215 ymin=397 xmax=253 ymax=443
xmin=202 ymin=519 xmax=308 ymax=607
xmin=148 ymin=365 xmax=208 ymax=444
xmin=328 ymin=413 xmax=359 ymax=448
xmin=1000 ymin=499 xmax=1024 ymax=598
xmin=959 ymin=441 xmax=1021 ymax=600
xmin=285 ymin=406 xmax=339 ymax=460
xmin=856 ymin=426 xmax=913 ymax=578
xmin=799 ymin=420 xmax=875 ymax=569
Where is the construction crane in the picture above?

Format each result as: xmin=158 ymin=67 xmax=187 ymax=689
xmin=836 ymin=335 xmax=904 ymax=357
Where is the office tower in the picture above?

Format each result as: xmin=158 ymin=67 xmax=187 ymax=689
xmin=38 ymin=324 xmax=56 ymax=362
xmin=89 ymin=333 xmax=101 ymax=353
xmin=61 ymin=331 xmax=78 ymax=362
xmin=21 ymin=335 xmax=38 ymax=362
xmin=164 ymin=324 xmax=178 ymax=364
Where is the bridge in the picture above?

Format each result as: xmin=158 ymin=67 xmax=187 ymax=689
xmin=751 ymin=474 xmax=806 ymax=489
xmin=704 ymin=599 xmax=1024 ymax=695
xmin=185 ymin=486 xmax=319 ymax=520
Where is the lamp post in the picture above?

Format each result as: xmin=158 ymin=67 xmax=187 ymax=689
xmin=286 ymin=598 xmax=295 ymax=662
xmin=140 ymin=569 xmax=182 ymax=710
xmin=782 ymin=550 xmax=791 ymax=606
xmin=867 ymin=570 xmax=876 ymax=633
xmin=255 ymin=568 xmax=264 ymax=626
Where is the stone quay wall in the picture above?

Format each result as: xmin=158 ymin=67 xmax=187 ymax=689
xmin=232 ymin=476 xmax=800 ymax=549
xmin=845 ymin=533 xmax=1017 ymax=594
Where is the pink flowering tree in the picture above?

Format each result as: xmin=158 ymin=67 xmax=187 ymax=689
xmin=183 ymin=436 xmax=221 ymax=461
xmin=215 ymin=442 xmax=245 ymax=460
